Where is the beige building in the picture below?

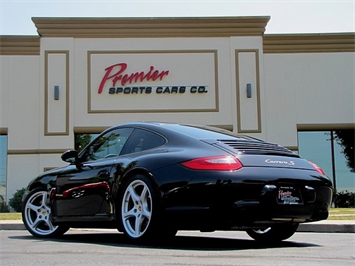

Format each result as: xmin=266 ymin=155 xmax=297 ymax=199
xmin=0 ymin=16 xmax=354 ymax=202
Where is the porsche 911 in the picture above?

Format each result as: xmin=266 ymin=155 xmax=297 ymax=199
xmin=22 ymin=122 xmax=333 ymax=242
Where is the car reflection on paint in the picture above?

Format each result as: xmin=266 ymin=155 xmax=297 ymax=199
xmin=22 ymin=122 xmax=333 ymax=243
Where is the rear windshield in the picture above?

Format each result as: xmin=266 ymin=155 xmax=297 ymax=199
xmin=164 ymin=124 xmax=261 ymax=141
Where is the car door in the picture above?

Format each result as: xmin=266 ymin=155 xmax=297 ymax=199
xmin=54 ymin=127 xmax=133 ymax=217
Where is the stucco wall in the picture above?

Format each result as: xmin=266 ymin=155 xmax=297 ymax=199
xmin=263 ymin=52 xmax=355 ymax=147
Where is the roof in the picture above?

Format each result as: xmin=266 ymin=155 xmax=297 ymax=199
xmin=1 ymin=17 xmax=354 ymax=55
xmin=31 ymin=16 xmax=270 ymax=38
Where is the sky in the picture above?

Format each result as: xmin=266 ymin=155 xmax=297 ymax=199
xmin=0 ymin=0 xmax=354 ymax=35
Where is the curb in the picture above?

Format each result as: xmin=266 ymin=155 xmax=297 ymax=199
xmin=0 ymin=222 xmax=25 ymax=230
xmin=1 ymin=220 xmax=354 ymax=233
xmin=298 ymin=221 xmax=355 ymax=233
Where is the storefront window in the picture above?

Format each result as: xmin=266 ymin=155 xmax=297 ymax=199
xmin=298 ymin=130 xmax=355 ymax=193
xmin=0 ymin=135 xmax=7 ymax=202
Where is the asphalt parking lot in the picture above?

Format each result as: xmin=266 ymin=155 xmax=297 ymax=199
xmin=1 ymin=229 xmax=354 ymax=266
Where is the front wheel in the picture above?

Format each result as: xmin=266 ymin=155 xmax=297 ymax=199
xmin=22 ymin=187 xmax=69 ymax=238
xmin=246 ymin=223 xmax=299 ymax=242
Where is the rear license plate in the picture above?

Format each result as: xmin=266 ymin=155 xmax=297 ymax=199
xmin=277 ymin=187 xmax=302 ymax=205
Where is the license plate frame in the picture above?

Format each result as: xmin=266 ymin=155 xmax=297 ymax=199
xmin=277 ymin=186 xmax=303 ymax=205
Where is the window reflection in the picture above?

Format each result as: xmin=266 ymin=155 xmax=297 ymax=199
xmin=298 ymin=130 xmax=355 ymax=192
xmin=0 ymin=135 xmax=7 ymax=202
xmin=84 ymin=131 xmax=129 ymax=161
xmin=76 ymin=128 xmax=133 ymax=162
xmin=75 ymin=134 xmax=99 ymax=152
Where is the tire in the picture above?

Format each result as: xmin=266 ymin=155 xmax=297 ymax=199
xmin=246 ymin=223 xmax=299 ymax=242
xmin=119 ymin=175 xmax=176 ymax=241
xmin=22 ymin=187 xmax=69 ymax=238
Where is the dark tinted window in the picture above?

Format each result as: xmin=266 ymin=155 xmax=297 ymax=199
xmin=121 ymin=129 xmax=166 ymax=155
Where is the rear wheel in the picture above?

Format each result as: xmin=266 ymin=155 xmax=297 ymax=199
xmin=246 ymin=223 xmax=299 ymax=242
xmin=119 ymin=175 xmax=176 ymax=242
xmin=120 ymin=176 xmax=154 ymax=239
xmin=22 ymin=187 xmax=69 ymax=238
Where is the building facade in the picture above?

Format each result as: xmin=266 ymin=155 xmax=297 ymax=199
xmin=0 ymin=17 xmax=354 ymax=202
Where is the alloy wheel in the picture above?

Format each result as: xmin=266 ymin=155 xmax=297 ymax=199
xmin=121 ymin=179 xmax=153 ymax=239
xmin=23 ymin=190 xmax=58 ymax=236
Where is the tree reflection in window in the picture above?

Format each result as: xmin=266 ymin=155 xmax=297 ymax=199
xmin=298 ymin=129 xmax=354 ymax=193
xmin=334 ymin=130 xmax=354 ymax=173
xmin=75 ymin=134 xmax=97 ymax=152
xmin=76 ymin=128 xmax=133 ymax=162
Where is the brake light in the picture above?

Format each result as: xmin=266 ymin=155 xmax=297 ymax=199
xmin=181 ymin=156 xmax=243 ymax=171
xmin=310 ymin=161 xmax=325 ymax=175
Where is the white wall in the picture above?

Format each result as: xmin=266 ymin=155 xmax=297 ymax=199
xmin=263 ymin=52 xmax=355 ymax=147
xmin=3 ymin=56 xmax=40 ymax=150
xmin=71 ymin=37 xmax=234 ymax=127
xmin=0 ymin=55 xmax=42 ymax=200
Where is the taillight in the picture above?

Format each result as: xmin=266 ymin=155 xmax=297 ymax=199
xmin=310 ymin=161 xmax=325 ymax=175
xmin=181 ymin=156 xmax=243 ymax=171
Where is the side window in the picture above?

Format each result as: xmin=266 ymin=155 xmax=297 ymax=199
xmin=75 ymin=133 xmax=99 ymax=152
xmin=121 ymin=129 xmax=166 ymax=155
xmin=81 ymin=128 xmax=133 ymax=162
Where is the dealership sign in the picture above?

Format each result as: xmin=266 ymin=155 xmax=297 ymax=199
xmin=88 ymin=51 xmax=218 ymax=113
xmin=98 ymin=63 xmax=170 ymax=93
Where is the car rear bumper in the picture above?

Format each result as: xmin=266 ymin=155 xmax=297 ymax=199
xmin=159 ymin=167 xmax=333 ymax=230
xmin=164 ymin=197 xmax=331 ymax=230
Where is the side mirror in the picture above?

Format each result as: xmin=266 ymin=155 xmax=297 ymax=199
xmin=61 ymin=150 xmax=78 ymax=163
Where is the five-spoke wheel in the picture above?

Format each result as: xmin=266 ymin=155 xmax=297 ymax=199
xmin=121 ymin=177 xmax=154 ymax=239
xmin=22 ymin=188 xmax=68 ymax=238
xmin=120 ymin=175 xmax=178 ymax=242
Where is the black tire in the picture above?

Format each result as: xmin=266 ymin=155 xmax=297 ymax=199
xmin=22 ymin=187 xmax=69 ymax=238
xmin=246 ymin=223 xmax=299 ymax=242
xmin=119 ymin=174 xmax=176 ymax=242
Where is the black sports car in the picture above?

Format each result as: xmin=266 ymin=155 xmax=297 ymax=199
xmin=22 ymin=122 xmax=333 ymax=242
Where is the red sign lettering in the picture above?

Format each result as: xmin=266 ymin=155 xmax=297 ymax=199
xmin=98 ymin=63 xmax=170 ymax=94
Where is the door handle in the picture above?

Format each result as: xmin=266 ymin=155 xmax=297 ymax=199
xmin=78 ymin=163 xmax=93 ymax=170
xmin=98 ymin=170 xmax=110 ymax=179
